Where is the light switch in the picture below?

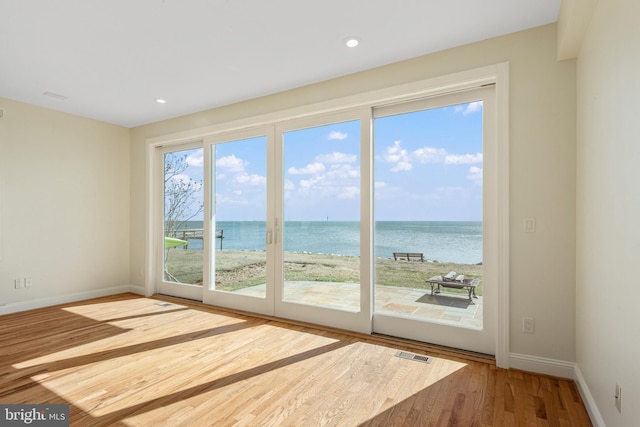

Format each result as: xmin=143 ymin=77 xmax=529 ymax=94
xmin=524 ymin=218 xmax=536 ymax=233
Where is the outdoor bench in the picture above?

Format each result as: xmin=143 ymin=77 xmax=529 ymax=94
xmin=393 ymin=252 xmax=424 ymax=262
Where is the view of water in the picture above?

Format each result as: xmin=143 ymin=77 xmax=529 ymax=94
xmin=171 ymin=221 xmax=482 ymax=265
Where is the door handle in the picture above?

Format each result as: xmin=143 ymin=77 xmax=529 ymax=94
xmin=274 ymin=218 xmax=279 ymax=245
xmin=266 ymin=229 xmax=273 ymax=245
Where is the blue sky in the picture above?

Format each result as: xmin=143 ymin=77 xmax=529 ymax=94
xmin=167 ymin=101 xmax=483 ymax=222
xmin=374 ymin=102 xmax=483 ymax=221
xmin=283 ymin=121 xmax=361 ymax=221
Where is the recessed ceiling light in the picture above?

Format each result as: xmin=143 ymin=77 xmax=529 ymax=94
xmin=155 ymin=98 xmax=167 ymax=104
xmin=344 ymin=37 xmax=360 ymax=48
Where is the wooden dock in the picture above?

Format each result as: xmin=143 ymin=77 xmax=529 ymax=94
xmin=166 ymin=229 xmax=224 ymax=249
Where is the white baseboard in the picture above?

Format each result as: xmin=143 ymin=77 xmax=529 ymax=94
xmin=509 ymin=352 xmax=575 ymax=379
xmin=0 ymin=285 xmax=137 ymax=315
xmin=128 ymin=284 xmax=147 ymax=296
xmin=574 ymin=365 xmax=606 ymax=427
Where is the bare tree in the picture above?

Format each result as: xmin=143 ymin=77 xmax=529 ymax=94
xmin=164 ymin=153 xmax=203 ymax=238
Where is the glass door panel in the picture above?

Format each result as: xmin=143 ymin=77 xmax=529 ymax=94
xmin=281 ymin=120 xmax=361 ymax=312
xmin=211 ymin=136 xmax=267 ymax=298
xmin=373 ymin=87 xmax=495 ymax=355
xmin=159 ymin=145 xmax=204 ymax=300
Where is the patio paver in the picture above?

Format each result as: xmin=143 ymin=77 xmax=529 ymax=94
xmin=233 ymin=281 xmax=483 ymax=329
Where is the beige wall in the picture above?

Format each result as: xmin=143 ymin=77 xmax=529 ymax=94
xmin=576 ymin=0 xmax=640 ymax=424
xmin=130 ymin=24 xmax=577 ymax=362
xmin=0 ymin=97 xmax=131 ymax=307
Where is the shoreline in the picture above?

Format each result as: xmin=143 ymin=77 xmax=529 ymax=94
xmin=165 ymin=249 xmax=484 ymax=294
xmin=171 ymin=247 xmax=482 ymax=265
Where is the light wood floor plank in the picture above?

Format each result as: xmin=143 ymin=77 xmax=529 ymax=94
xmin=0 ymin=294 xmax=592 ymax=426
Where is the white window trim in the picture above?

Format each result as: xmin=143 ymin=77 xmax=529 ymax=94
xmin=145 ymin=63 xmax=510 ymax=367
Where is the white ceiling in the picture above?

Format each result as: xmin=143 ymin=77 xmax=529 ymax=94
xmin=0 ymin=0 xmax=561 ymax=128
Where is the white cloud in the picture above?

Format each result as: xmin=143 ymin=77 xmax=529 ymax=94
xmin=286 ymin=160 xmax=360 ymax=202
xmin=468 ymin=166 xmax=483 ymax=186
xmin=413 ymin=146 xmax=446 ymax=163
xmin=327 ymin=163 xmax=359 ymax=179
xmin=338 ymin=186 xmax=359 ymax=199
xmin=299 ymin=175 xmax=325 ymax=189
xmin=315 ymin=152 xmax=357 ymax=164
xmin=235 ymin=173 xmax=266 ymax=186
xmin=391 ymin=161 xmax=412 ymax=172
xmin=328 ymin=131 xmax=348 ymax=140
xmin=214 ymin=153 xmax=266 ymax=208
xmin=384 ymin=141 xmax=413 ymax=172
xmin=454 ymin=101 xmax=483 ymax=115
xmin=383 ymin=141 xmax=483 ymax=171
xmin=466 ymin=101 xmax=483 ymax=114
xmin=216 ymin=154 xmax=246 ymax=172
xmin=445 ymin=153 xmax=483 ymax=164
xmin=171 ymin=173 xmax=202 ymax=190
xmin=185 ymin=152 xmax=204 ymax=167
xmin=288 ymin=162 xmax=326 ymax=175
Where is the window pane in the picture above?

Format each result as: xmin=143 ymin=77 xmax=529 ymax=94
xmin=211 ymin=136 xmax=267 ymax=297
xmin=163 ymin=148 xmax=204 ymax=285
xmin=282 ymin=120 xmax=361 ymax=311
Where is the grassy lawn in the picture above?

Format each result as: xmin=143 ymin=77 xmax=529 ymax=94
xmin=165 ymin=249 xmax=483 ymax=295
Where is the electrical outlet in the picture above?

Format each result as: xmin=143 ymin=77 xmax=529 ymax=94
xmin=14 ymin=278 xmax=24 ymax=289
xmin=25 ymin=278 xmax=32 ymax=288
xmin=615 ymin=383 xmax=622 ymax=413
xmin=523 ymin=317 xmax=535 ymax=333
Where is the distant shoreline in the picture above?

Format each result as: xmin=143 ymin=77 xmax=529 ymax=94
xmin=168 ymin=220 xmax=483 ymax=264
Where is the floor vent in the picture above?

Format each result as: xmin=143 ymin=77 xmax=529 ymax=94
xmin=395 ymin=351 xmax=432 ymax=364
xmin=155 ymin=302 xmax=173 ymax=307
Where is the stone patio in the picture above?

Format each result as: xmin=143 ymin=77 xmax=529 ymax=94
xmin=233 ymin=281 xmax=483 ymax=329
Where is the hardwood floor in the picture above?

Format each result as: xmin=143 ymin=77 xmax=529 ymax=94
xmin=0 ymin=294 xmax=591 ymax=426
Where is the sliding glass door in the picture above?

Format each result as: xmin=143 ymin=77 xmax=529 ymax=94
xmin=372 ymin=87 xmax=496 ymax=355
xmin=199 ymin=111 xmax=372 ymax=332
xmin=274 ymin=112 xmax=372 ymax=332
xmin=203 ymin=129 xmax=273 ymax=315
xmin=153 ymin=81 xmax=501 ymax=355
